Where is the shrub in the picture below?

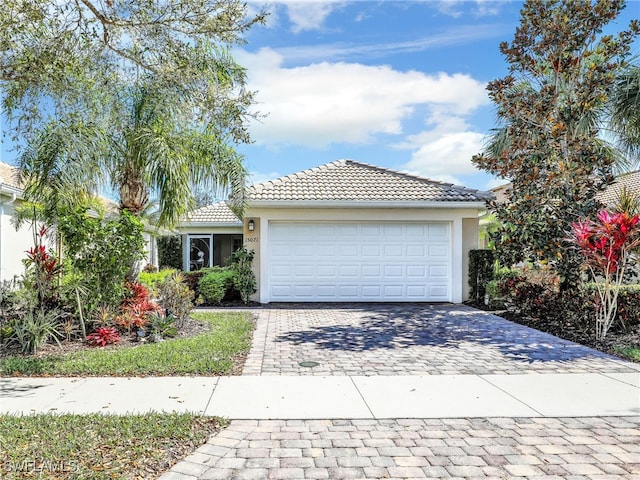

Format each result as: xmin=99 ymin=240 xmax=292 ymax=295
xmin=468 ymin=249 xmax=495 ymax=304
xmin=86 ymin=327 xmax=120 ymax=347
xmin=157 ymin=235 xmax=183 ymax=270
xmin=229 ymin=248 xmax=256 ymax=304
xmin=147 ymin=312 xmax=178 ymax=339
xmin=139 ymin=269 xmax=177 ymax=297
xmin=199 ymin=268 xmax=236 ymax=305
xmin=158 ymin=272 xmax=194 ymax=324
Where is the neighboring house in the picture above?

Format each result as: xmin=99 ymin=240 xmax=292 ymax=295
xmin=490 ymin=170 xmax=640 ymax=207
xmin=0 ymin=162 xmax=32 ymax=283
xmin=179 ymin=160 xmax=492 ymax=304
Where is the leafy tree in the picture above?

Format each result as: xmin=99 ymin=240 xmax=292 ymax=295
xmin=473 ymin=0 xmax=639 ymax=290
xmin=1 ymin=1 xmax=264 ymax=227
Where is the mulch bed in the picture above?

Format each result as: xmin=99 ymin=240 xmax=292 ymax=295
xmin=476 ymin=304 xmax=640 ymax=361
xmin=1 ymin=316 xmax=212 ymax=359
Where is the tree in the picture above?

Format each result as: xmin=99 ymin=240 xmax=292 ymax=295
xmin=473 ymin=0 xmax=639 ymax=290
xmin=1 ymin=1 xmax=263 ymax=227
xmin=608 ymin=64 xmax=640 ymax=163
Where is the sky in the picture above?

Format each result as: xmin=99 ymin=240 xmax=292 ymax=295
xmin=235 ymin=0 xmax=639 ymax=191
xmin=1 ymin=0 xmax=639 ymax=193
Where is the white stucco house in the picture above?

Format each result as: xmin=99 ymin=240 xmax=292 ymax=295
xmin=0 ymin=162 xmax=33 ymax=283
xmin=178 ymin=160 xmax=493 ymax=304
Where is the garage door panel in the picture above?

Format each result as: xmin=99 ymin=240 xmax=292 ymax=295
xmin=268 ymin=222 xmax=451 ymax=302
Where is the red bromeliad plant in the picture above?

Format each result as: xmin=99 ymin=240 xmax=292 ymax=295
xmin=86 ymin=327 xmax=120 ymax=347
xmin=24 ymin=225 xmax=62 ymax=308
xmin=571 ymin=210 xmax=640 ymax=340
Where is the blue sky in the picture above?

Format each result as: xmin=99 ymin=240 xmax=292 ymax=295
xmin=236 ymin=0 xmax=639 ymax=191
xmin=1 ymin=1 xmax=639 ymax=193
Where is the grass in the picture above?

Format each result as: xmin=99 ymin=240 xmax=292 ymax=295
xmin=0 ymin=412 xmax=227 ymax=479
xmin=0 ymin=311 xmax=254 ymax=376
xmin=614 ymin=346 xmax=640 ymax=362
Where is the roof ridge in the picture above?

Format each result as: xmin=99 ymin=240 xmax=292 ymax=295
xmin=249 ymin=160 xmax=347 ymax=191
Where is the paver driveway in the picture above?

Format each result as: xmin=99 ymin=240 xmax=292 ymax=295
xmin=242 ymin=303 xmax=639 ymax=376
xmin=160 ymin=304 xmax=640 ymax=480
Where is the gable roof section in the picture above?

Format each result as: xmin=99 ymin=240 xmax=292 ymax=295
xmin=247 ymin=160 xmax=492 ymax=205
xmin=184 ymin=201 xmax=242 ymax=225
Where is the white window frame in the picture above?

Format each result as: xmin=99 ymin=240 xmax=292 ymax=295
xmin=187 ymin=234 xmax=213 ymax=272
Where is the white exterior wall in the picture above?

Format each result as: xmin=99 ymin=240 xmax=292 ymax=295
xmin=0 ymin=199 xmax=35 ymax=283
xmin=245 ymin=206 xmax=481 ymax=304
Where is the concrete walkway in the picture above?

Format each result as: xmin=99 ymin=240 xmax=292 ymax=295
xmin=2 ymin=372 xmax=639 ymax=418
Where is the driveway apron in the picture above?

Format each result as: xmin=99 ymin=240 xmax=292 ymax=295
xmin=160 ymin=304 xmax=640 ymax=480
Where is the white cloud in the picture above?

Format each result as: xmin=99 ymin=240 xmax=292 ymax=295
xmin=260 ymin=1 xmax=344 ymax=33
xmin=404 ymin=130 xmax=486 ymax=181
xmin=236 ymin=48 xmax=488 ymax=149
xmin=436 ymin=0 xmax=504 ymax=18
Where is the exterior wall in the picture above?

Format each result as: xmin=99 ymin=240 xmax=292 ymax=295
xmin=245 ymin=206 xmax=482 ymax=304
xmin=461 ymin=217 xmax=480 ymax=302
xmin=0 ymin=198 xmax=34 ymax=283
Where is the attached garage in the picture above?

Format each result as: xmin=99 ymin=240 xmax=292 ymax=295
xmin=243 ymin=160 xmax=492 ymax=304
xmin=268 ymin=222 xmax=451 ymax=302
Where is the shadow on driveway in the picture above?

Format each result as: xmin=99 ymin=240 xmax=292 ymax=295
xmin=274 ymin=304 xmax=613 ymax=363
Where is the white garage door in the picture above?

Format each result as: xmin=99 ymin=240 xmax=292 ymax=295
xmin=268 ymin=222 xmax=451 ymax=302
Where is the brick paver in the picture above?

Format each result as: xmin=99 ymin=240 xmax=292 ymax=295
xmin=163 ymin=304 xmax=640 ymax=480
xmin=242 ymin=304 xmax=639 ymax=376
xmin=160 ymin=417 xmax=640 ymax=479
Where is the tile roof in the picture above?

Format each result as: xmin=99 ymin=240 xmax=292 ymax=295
xmin=186 ymin=201 xmax=241 ymax=224
xmin=597 ymin=170 xmax=640 ymax=206
xmin=247 ymin=160 xmax=492 ymax=203
xmin=492 ymin=171 xmax=640 ymax=207
xmin=0 ymin=162 xmax=22 ymax=190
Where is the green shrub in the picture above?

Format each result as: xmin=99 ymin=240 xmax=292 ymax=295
xmin=157 ymin=235 xmax=183 ymax=270
xmin=199 ymin=268 xmax=236 ymax=305
xmin=229 ymin=248 xmax=257 ymax=304
xmin=468 ymin=249 xmax=495 ymax=304
xmin=139 ymin=269 xmax=177 ymax=296
xmin=9 ymin=308 xmax=64 ymax=354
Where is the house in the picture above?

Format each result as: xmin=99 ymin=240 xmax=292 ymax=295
xmin=0 ymin=162 xmax=33 ymax=283
xmin=490 ymin=170 xmax=640 ymax=207
xmin=178 ymin=160 xmax=492 ymax=303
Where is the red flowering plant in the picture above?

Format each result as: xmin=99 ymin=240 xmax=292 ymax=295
xmin=24 ymin=225 xmax=62 ymax=309
xmin=86 ymin=326 xmax=120 ymax=347
xmin=570 ymin=210 xmax=640 ymax=339
xmin=116 ymin=282 xmax=161 ymax=335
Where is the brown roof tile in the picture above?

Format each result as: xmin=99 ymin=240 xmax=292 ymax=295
xmin=597 ymin=170 xmax=640 ymax=206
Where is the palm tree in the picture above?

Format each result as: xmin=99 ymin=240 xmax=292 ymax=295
xmin=19 ymin=80 xmax=248 ymax=229
xmin=608 ymin=63 xmax=640 ymax=166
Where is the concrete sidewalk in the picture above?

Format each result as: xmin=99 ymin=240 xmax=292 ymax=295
xmin=2 ymin=372 xmax=639 ymax=418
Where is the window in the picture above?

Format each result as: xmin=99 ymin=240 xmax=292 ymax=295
xmin=233 ymin=237 xmax=243 ymax=252
xmin=188 ymin=235 xmax=212 ymax=271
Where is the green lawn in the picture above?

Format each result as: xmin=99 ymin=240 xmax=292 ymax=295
xmin=0 ymin=413 xmax=226 ymax=480
xmin=615 ymin=346 xmax=640 ymax=362
xmin=0 ymin=311 xmax=254 ymax=376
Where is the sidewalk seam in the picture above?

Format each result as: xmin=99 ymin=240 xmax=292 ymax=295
xmin=478 ymin=375 xmax=544 ymax=417
xmin=349 ymin=376 xmax=376 ymax=419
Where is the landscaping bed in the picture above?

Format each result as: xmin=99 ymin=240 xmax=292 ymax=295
xmin=0 ymin=311 xmax=255 ymax=376
xmin=469 ymin=300 xmax=640 ymax=363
